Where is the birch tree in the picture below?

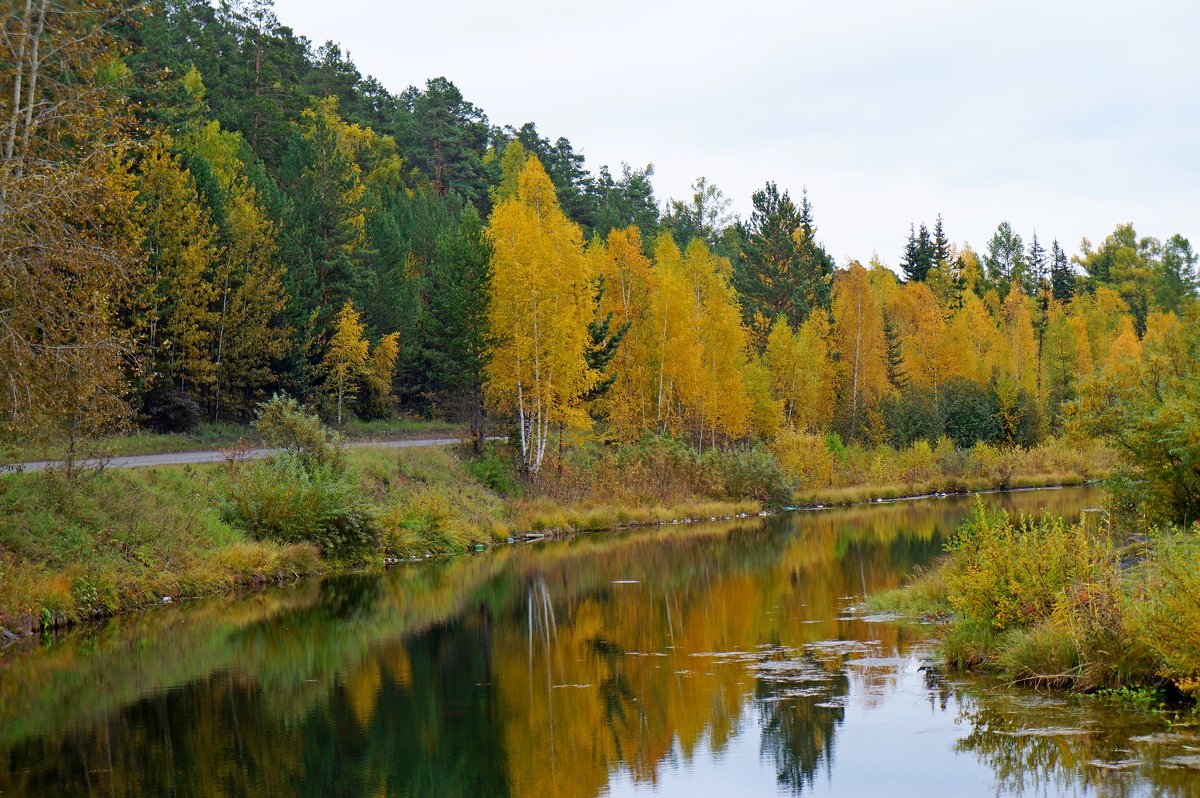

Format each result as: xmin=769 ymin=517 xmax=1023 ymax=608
xmin=323 ymin=300 xmax=369 ymax=424
xmin=485 ymin=156 xmax=596 ymax=474
xmin=831 ymin=262 xmax=889 ymax=440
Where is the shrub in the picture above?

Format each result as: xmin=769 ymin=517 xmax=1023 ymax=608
xmin=144 ymin=386 xmax=203 ymax=433
xmin=378 ymin=486 xmax=473 ymax=555
xmin=223 ymin=454 xmax=378 ymax=559
xmin=1129 ymin=532 xmax=1200 ymax=691
xmin=710 ymin=445 xmax=793 ymax=507
xmin=467 ymin=445 xmax=521 ymax=497
xmin=253 ymin=394 xmax=342 ymax=473
xmin=943 ymin=504 xmax=1109 ymax=632
xmin=882 ymin=386 xmax=941 ymax=448
xmin=941 ymin=377 xmax=1001 ymax=448
xmin=770 ymin=428 xmax=833 ymax=490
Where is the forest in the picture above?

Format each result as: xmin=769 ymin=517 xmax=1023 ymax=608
xmin=3 ymin=0 xmax=1197 ymax=477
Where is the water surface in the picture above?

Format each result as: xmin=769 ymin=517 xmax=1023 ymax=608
xmin=4 ymin=487 xmax=1198 ymax=797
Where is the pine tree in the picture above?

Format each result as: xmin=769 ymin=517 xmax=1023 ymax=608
xmin=734 ymin=182 xmax=832 ymax=345
xmin=427 ymin=205 xmax=491 ymax=452
xmin=1027 ymin=232 xmax=1047 ymax=297
xmin=984 ymin=221 xmax=1026 ymax=295
xmin=280 ymin=97 xmax=367 ymax=325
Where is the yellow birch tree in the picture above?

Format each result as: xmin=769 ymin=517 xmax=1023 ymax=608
xmin=324 ymin=300 xmax=369 ymax=424
xmin=485 ymin=157 xmax=597 ymax=474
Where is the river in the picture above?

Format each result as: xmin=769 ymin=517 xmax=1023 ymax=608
xmin=2 ymin=486 xmax=1198 ymax=796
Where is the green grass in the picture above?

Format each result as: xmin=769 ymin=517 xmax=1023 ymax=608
xmin=0 ymin=464 xmax=322 ymax=631
xmin=0 ymin=444 xmax=759 ymax=632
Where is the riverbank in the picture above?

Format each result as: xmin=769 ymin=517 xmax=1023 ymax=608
xmin=869 ymin=503 xmax=1200 ymax=703
xmin=0 ymin=433 xmax=1115 ymax=638
xmin=0 ymin=444 xmax=763 ymax=635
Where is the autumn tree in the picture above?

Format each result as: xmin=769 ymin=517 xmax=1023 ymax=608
xmin=182 ymin=115 xmax=290 ymax=420
xmin=362 ymin=332 xmax=400 ymax=419
xmin=0 ymin=0 xmax=146 ymax=463
xmin=485 ymin=156 xmax=597 ymax=474
xmin=135 ymin=141 xmax=223 ymax=428
xmin=764 ymin=315 xmax=832 ymax=431
xmin=323 ymin=300 xmax=370 ymax=424
xmin=590 ymin=226 xmax=660 ymax=442
xmin=831 ymin=262 xmax=889 ymax=440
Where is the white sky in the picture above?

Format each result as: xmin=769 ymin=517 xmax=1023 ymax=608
xmin=271 ymin=0 xmax=1198 ymax=266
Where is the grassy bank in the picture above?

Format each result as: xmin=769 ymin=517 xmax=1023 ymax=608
xmin=0 ymin=442 xmax=760 ymax=634
xmin=786 ymin=436 xmax=1116 ymax=507
xmin=0 ymin=405 xmax=1117 ymax=636
xmin=870 ymin=503 xmax=1200 ymax=702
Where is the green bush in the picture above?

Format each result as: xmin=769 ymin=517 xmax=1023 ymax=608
xmin=378 ymin=486 xmax=473 ymax=555
xmin=223 ymin=455 xmax=378 ymax=559
xmin=943 ymin=503 xmax=1109 ymax=632
xmin=253 ymin=394 xmax=342 ymax=473
xmin=1130 ymin=532 xmax=1200 ymax=691
xmin=709 ymin=445 xmax=793 ymax=507
xmin=940 ymin=377 xmax=1001 ymax=449
xmin=466 ymin=445 xmax=521 ymax=497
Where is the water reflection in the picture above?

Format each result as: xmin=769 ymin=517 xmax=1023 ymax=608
xmin=4 ymin=488 xmax=1194 ymax=797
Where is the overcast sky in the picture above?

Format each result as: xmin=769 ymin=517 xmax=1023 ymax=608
xmin=272 ymin=0 xmax=1197 ymax=266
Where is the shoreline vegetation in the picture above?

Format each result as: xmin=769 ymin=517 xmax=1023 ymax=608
xmin=0 ymin=398 xmax=1114 ymax=638
xmin=869 ymin=504 xmax=1200 ymax=705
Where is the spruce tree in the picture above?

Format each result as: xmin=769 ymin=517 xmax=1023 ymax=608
xmin=901 ymin=222 xmax=936 ymax=282
xmin=932 ymin=214 xmax=951 ymax=266
xmin=1050 ymin=239 xmax=1075 ymax=302
xmin=882 ymin=311 xmax=908 ymax=391
xmin=901 ymin=224 xmax=920 ymax=282
xmin=582 ymin=275 xmax=631 ymax=406
xmin=1027 ymin=232 xmax=1047 ymax=297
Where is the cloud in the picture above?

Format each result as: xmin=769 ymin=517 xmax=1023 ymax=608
xmin=274 ymin=0 xmax=1199 ymax=262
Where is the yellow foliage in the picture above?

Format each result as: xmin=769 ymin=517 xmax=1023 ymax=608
xmin=323 ymin=300 xmax=370 ymax=424
xmin=593 ymin=227 xmax=658 ymax=441
xmin=485 ymin=157 xmax=597 ymax=473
